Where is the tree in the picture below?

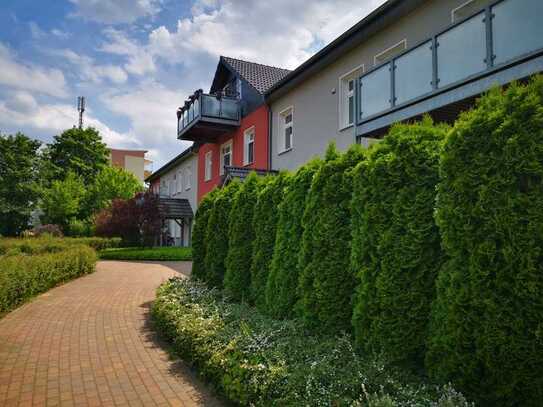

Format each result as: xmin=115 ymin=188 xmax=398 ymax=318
xmin=40 ymin=172 xmax=86 ymax=231
xmin=0 ymin=133 xmax=41 ymax=236
xmin=85 ymin=166 xmax=143 ymax=215
xmin=224 ymin=172 xmax=261 ymax=302
xmin=266 ymin=159 xmax=322 ymax=319
xmin=298 ymin=143 xmax=365 ymax=333
xmin=204 ymin=181 xmax=241 ymax=288
xmin=42 ymin=127 xmax=109 ymax=185
xmin=191 ymin=189 xmax=219 ymax=281
xmin=250 ymin=172 xmax=289 ymax=312
xmin=426 ymin=78 xmax=543 ymax=406
xmin=351 ymin=118 xmax=447 ymax=369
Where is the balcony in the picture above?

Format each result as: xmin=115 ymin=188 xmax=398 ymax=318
xmin=177 ymin=90 xmax=241 ymax=143
xmin=356 ymin=0 xmax=543 ymax=137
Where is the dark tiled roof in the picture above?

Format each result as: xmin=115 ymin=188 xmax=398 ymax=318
xmin=221 ymin=166 xmax=279 ymax=186
xmin=145 ymin=146 xmax=194 ymax=183
xmin=157 ymin=198 xmax=193 ymax=219
xmin=221 ymin=56 xmax=291 ymax=94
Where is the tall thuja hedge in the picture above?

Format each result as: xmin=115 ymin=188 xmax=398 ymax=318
xmin=204 ymin=181 xmax=240 ymax=288
xmin=224 ymin=172 xmax=261 ymax=302
xmin=298 ymin=143 xmax=365 ymax=332
xmin=426 ymin=78 xmax=543 ymax=406
xmin=250 ymin=172 xmax=289 ymax=311
xmin=191 ymin=189 xmax=218 ymax=281
xmin=266 ymin=159 xmax=322 ymax=319
xmin=351 ymin=118 xmax=447 ymax=368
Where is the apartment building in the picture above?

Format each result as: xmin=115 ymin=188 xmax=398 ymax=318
xmin=176 ymin=56 xmax=290 ymax=202
xmin=109 ymin=148 xmax=152 ymax=183
xmin=145 ymin=147 xmax=198 ymax=247
xmin=266 ymin=0 xmax=543 ymax=171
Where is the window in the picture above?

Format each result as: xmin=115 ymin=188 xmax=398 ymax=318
xmin=220 ymin=141 xmax=232 ymax=175
xmin=279 ymin=107 xmax=293 ymax=153
xmin=169 ymin=178 xmax=175 ymax=196
xmin=176 ymin=171 xmax=182 ymax=194
xmin=185 ymin=166 xmax=192 ymax=190
xmin=451 ymin=0 xmax=486 ymax=22
xmin=374 ymin=39 xmax=407 ymax=65
xmin=339 ymin=65 xmax=364 ymax=129
xmin=243 ymin=127 xmax=255 ymax=166
xmin=205 ymin=151 xmax=212 ymax=181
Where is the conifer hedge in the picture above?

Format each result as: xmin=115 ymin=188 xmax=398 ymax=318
xmin=298 ymin=144 xmax=365 ymax=332
xmin=250 ymin=172 xmax=289 ymax=311
xmin=191 ymin=189 xmax=217 ymax=281
xmin=266 ymin=159 xmax=322 ymax=319
xmin=224 ymin=172 xmax=261 ymax=302
xmin=351 ymin=118 xmax=447 ymax=368
xmin=204 ymin=181 xmax=240 ymax=288
xmin=426 ymin=78 xmax=543 ymax=406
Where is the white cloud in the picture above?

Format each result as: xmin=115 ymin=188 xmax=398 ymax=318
xmin=0 ymin=43 xmax=68 ymax=98
xmin=68 ymin=0 xmax=162 ymax=24
xmin=51 ymin=29 xmax=71 ymax=39
xmin=99 ymin=29 xmax=156 ymax=75
xmin=29 ymin=22 xmax=45 ymax=39
xmin=51 ymin=49 xmax=128 ymax=84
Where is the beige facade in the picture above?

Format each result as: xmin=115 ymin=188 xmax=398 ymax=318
xmin=269 ymin=0 xmax=493 ymax=171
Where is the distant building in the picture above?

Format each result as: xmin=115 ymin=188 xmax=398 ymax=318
xmin=109 ymin=149 xmax=153 ymax=183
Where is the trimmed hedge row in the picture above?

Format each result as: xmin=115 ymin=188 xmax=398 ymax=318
xmin=0 ymin=244 xmax=97 ymax=314
xmin=152 ymin=278 xmax=471 ymax=406
xmin=187 ymin=78 xmax=543 ymax=406
xmin=98 ymin=246 xmax=192 ymax=261
xmin=426 ymin=79 xmax=543 ymax=406
xmin=0 ymin=236 xmax=121 ymax=255
xmin=352 ymin=118 xmax=448 ymax=368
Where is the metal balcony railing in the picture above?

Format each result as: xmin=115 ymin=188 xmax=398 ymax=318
xmin=177 ymin=90 xmax=241 ymax=136
xmin=357 ymin=0 xmax=543 ymax=122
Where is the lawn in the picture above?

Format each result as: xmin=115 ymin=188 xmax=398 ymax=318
xmin=99 ymin=246 xmax=192 ymax=261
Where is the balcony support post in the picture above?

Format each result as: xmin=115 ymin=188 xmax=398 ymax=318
xmin=484 ymin=6 xmax=495 ymax=69
xmin=431 ymin=36 xmax=438 ymax=90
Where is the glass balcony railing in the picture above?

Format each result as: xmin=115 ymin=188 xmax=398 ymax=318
xmin=358 ymin=0 xmax=543 ymax=122
xmin=178 ymin=91 xmax=240 ymax=135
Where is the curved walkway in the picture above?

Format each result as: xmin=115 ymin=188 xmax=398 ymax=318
xmin=0 ymin=261 xmax=222 ymax=407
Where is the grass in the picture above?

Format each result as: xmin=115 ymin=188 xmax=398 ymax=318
xmin=98 ymin=246 xmax=192 ymax=261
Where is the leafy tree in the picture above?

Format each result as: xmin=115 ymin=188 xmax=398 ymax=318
xmin=191 ymin=189 xmax=219 ymax=281
xmin=224 ymin=172 xmax=261 ymax=302
xmin=40 ymin=172 xmax=86 ymax=230
xmin=351 ymin=118 xmax=447 ymax=369
xmin=426 ymin=79 xmax=543 ymax=406
xmin=42 ymin=127 xmax=109 ymax=185
xmin=298 ymin=143 xmax=365 ymax=333
xmin=266 ymin=159 xmax=322 ymax=319
xmin=85 ymin=165 xmax=143 ymax=215
xmin=0 ymin=133 xmax=41 ymax=236
xmin=250 ymin=172 xmax=289 ymax=311
xmin=204 ymin=180 xmax=241 ymax=288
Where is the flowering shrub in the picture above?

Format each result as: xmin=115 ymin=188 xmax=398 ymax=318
xmin=152 ymin=278 xmax=471 ymax=406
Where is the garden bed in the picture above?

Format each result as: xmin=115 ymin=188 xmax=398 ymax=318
xmin=99 ymin=246 xmax=192 ymax=261
xmin=151 ymin=278 xmax=471 ymax=406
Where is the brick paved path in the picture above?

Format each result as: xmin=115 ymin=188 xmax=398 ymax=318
xmin=0 ymin=261 xmax=223 ymax=407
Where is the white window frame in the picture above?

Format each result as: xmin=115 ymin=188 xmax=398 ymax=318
xmin=169 ymin=178 xmax=175 ymax=197
xmin=176 ymin=170 xmax=182 ymax=194
xmin=451 ymin=0 xmax=486 ymax=22
xmin=185 ymin=166 xmax=192 ymax=190
xmin=338 ymin=64 xmax=364 ymax=131
xmin=204 ymin=151 xmax=212 ymax=181
xmin=278 ymin=106 xmax=294 ymax=154
xmin=220 ymin=140 xmax=233 ymax=175
xmin=243 ymin=126 xmax=255 ymax=166
xmin=374 ymin=39 xmax=407 ymax=65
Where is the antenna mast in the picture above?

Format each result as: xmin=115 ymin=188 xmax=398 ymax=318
xmin=77 ymin=96 xmax=86 ymax=129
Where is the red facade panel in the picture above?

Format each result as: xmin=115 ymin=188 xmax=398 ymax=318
xmin=197 ymin=105 xmax=269 ymax=202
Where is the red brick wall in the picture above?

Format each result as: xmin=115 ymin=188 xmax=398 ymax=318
xmin=197 ymin=105 xmax=269 ymax=202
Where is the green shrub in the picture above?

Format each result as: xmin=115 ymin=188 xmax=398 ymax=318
xmin=204 ymin=181 xmax=241 ymax=287
xmin=266 ymin=159 xmax=322 ymax=319
xmin=152 ymin=278 xmax=472 ymax=406
xmin=191 ymin=189 xmax=218 ymax=281
xmin=98 ymin=246 xmax=191 ymax=261
xmin=0 ymin=236 xmax=120 ymax=255
xmin=298 ymin=143 xmax=365 ymax=332
xmin=426 ymin=78 xmax=543 ymax=406
xmin=351 ymin=119 xmax=447 ymax=368
xmin=0 ymin=244 xmax=97 ymax=314
xmin=250 ymin=172 xmax=289 ymax=311
xmin=224 ymin=172 xmax=261 ymax=302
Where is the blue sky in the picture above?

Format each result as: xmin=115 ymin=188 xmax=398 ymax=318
xmin=0 ymin=0 xmax=385 ymax=168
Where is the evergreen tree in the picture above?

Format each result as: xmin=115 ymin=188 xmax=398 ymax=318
xmin=191 ymin=189 xmax=218 ymax=281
